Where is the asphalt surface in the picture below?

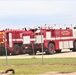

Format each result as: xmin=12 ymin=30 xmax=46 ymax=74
xmin=37 ymin=72 xmax=76 ymax=75
xmin=0 ymin=49 xmax=76 ymax=59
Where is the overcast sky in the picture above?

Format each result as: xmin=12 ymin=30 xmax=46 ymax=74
xmin=0 ymin=0 xmax=76 ymax=29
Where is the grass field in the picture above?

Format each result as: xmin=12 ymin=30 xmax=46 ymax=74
xmin=0 ymin=58 xmax=76 ymax=75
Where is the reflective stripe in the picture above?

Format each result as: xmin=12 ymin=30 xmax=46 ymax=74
xmin=45 ymin=37 xmax=74 ymax=40
xmin=30 ymin=39 xmax=35 ymax=41
xmin=13 ymin=39 xmax=23 ymax=41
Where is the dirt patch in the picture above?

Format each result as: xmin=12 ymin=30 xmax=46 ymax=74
xmin=37 ymin=72 xmax=76 ymax=75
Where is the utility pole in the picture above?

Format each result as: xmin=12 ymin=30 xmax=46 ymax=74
xmin=40 ymin=27 xmax=44 ymax=65
xmin=5 ymin=33 xmax=8 ymax=65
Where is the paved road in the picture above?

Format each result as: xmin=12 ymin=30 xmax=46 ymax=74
xmin=0 ymin=49 xmax=76 ymax=59
xmin=37 ymin=72 xmax=76 ymax=75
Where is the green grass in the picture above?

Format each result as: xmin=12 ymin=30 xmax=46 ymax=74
xmin=0 ymin=58 xmax=76 ymax=75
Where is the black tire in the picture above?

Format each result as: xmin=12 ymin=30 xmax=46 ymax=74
xmin=72 ymin=41 xmax=76 ymax=52
xmin=28 ymin=49 xmax=33 ymax=55
xmin=29 ymin=50 xmax=37 ymax=55
xmin=46 ymin=43 xmax=55 ymax=54
xmin=13 ymin=44 xmax=20 ymax=55
xmin=55 ymin=50 xmax=61 ymax=53
xmin=33 ymin=50 xmax=37 ymax=55
xmin=20 ymin=45 xmax=26 ymax=54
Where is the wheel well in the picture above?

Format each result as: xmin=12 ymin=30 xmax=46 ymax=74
xmin=48 ymin=41 xmax=55 ymax=46
xmin=73 ymin=40 xmax=76 ymax=46
xmin=74 ymin=40 xmax=76 ymax=43
xmin=14 ymin=43 xmax=22 ymax=46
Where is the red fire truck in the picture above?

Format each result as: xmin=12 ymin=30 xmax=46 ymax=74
xmin=0 ymin=29 xmax=26 ymax=55
xmin=22 ymin=27 xmax=76 ymax=55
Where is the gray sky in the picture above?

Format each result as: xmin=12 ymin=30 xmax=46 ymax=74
xmin=0 ymin=0 xmax=76 ymax=29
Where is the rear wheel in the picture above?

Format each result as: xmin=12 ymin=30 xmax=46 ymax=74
xmin=46 ymin=43 xmax=55 ymax=54
xmin=29 ymin=49 xmax=37 ymax=55
xmin=33 ymin=49 xmax=37 ymax=55
xmin=55 ymin=50 xmax=61 ymax=53
xmin=28 ymin=49 xmax=33 ymax=55
xmin=20 ymin=45 xmax=26 ymax=54
xmin=72 ymin=41 xmax=76 ymax=52
xmin=13 ymin=44 xmax=20 ymax=55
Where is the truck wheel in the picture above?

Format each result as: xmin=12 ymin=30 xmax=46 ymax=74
xmin=55 ymin=50 xmax=61 ymax=53
xmin=29 ymin=49 xmax=33 ymax=55
xmin=33 ymin=50 xmax=37 ymax=55
xmin=46 ymin=43 xmax=55 ymax=54
xmin=29 ymin=49 xmax=36 ymax=55
xmin=21 ymin=45 xmax=26 ymax=54
xmin=13 ymin=44 xmax=20 ymax=55
xmin=72 ymin=41 xmax=76 ymax=52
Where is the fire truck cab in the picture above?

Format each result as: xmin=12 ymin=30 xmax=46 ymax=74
xmin=0 ymin=29 xmax=26 ymax=55
xmin=0 ymin=30 xmax=5 ymax=55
